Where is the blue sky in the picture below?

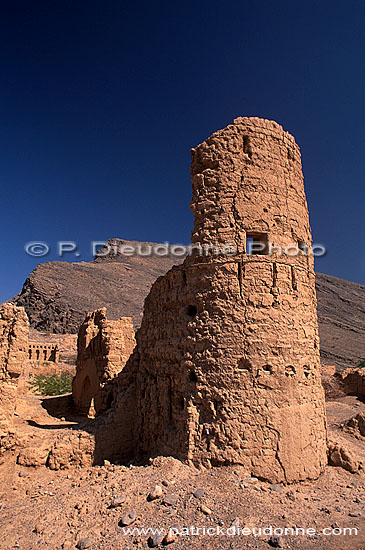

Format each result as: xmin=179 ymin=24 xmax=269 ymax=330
xmin=0 ymin=0 xmax=364 ymax=302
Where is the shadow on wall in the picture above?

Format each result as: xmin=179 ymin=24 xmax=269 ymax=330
xmin=37 ymin=354 xmax=139 ymax=467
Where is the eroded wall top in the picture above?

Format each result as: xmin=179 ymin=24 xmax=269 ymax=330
xmin=190 ymin=117 xmax=311 ymax=254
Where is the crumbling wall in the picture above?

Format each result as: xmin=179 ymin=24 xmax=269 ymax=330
xmin=130 ymin=117 xmax=327 ymax=483
xmin=341 ymin=367 xmax=365 ymax=397
xmin=0 ymin=303 xmax=29 ymax=451
xmin=72 ymin=308 xmax=135 ymax=415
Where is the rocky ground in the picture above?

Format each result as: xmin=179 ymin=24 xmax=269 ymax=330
xmin=315 ymin=274 xmax=365 ymax=369
xmin=0 ymin=393 xmax=364 ymax=550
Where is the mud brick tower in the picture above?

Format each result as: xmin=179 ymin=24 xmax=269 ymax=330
xmin=133 ymin=117 xmax=327 ymax=483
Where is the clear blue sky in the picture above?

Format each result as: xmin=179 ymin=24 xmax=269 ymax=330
xmin=0 ymin=0 xmax=364 ymax=303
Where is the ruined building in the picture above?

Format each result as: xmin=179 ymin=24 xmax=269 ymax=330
xmin=72 ymin=308 xmax=135 ymax=415
xmin=3 ymin=118 xmax=328 ymax=483
xmin=124 ymin=117 xmax=327 ymax=483
xmin=0 ymin=303 xmax=29 ymax=451
xmin=28 ymin=342 xmax=59 ymax=364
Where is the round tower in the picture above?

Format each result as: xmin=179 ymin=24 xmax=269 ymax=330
xmin=134 ymin=117 xmax=327 ymax=483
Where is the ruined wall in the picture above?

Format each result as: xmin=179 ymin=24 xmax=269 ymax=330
xmin=0 ymin=303 xmax=29 ymax=449
xmin=131 ymin=117 xmax=327 ymax=483
xmin=341 ymin=367 xmax=365 ymax=397
xmin=72 ymin=308 xmax=135 ymax=415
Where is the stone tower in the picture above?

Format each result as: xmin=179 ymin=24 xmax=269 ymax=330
xmin=132 ymin=117 xmax=327 ymax=483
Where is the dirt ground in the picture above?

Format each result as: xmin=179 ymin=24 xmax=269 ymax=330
xmin=0 ymin=394 xmax=364 ymax=550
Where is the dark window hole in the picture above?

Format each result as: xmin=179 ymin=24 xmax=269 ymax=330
xmin=238 ymin=358 xmax=252 ymax=371
xmin=242 ymin=135 xmax=252 ymax=158
xmin=186 ymin=305 xmax=197 ymax=318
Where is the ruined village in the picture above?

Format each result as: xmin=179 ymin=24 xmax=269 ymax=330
xmin=0 ymin=118 xmax=364 ymax=550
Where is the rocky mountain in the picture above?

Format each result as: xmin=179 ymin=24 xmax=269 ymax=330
xmin=315 ymin=273 xmax=365 ymax=369
xmin=13 ymin=239 xmax=184 ymax=333
xmin=10 ymin=238 xmax=365 ymax=370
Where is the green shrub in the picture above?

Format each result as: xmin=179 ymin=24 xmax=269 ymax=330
xmin=29 ymin=372 xmax=73 ymax=396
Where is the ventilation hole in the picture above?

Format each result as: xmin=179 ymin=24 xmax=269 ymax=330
xmin=303 ymin=365 xmax=311 ymax=378
xmin=186 ymin=305 xmax=197 ymax=318
xmin=189 ymin=370 xmax=198 ymax=382
xmin=263 ymin=207 xmax=268 ymax=213
xmin=179 ymin=396 xmax=185 ymax=410
xmin=182 ymin=270 xmax=187 ymax=284
xmin=272 ymin=263 xmax=278 ymax=287
xmin=291 ymin=266 xmax=298 ymax=291
xmin=238 ymin=358 xmax=252 ymax=371
xmin=285 ymin=365 xmax=296 ymax=377
xmin=262 ymin=365 xmax=273 ymax=374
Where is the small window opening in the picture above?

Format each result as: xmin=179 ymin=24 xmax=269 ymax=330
xmin=43 ymin=349 xmax=48 ymax=360
xmin=242 ymin=135 xmax=252 ymax=158
xmin=262 ymin=365 xmax=273 ymax=374
xmin=246 ymin=233 xmax=268 ymax=255
xmin=238 ymin=358 xmax=252 ymax=371
xmin=28 ymin=349 xmax=32 ymax=360
xmin=36 ymin=349 xmax=40 ymax=360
